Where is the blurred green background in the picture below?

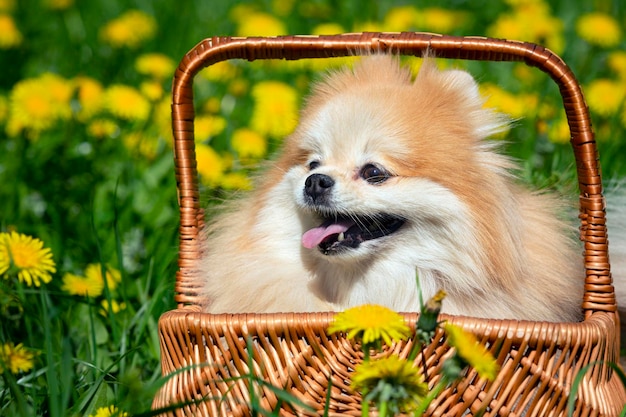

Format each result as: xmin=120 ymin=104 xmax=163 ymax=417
xmin=0 ymin=0 xmax=624 ymax=415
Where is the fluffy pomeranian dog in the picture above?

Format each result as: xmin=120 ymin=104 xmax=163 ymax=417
xmin=198 ymin=55 xmax=584 ymax=322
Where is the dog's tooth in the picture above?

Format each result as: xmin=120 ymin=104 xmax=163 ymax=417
xmin=338 ymin=232 xmax=345 ymax=242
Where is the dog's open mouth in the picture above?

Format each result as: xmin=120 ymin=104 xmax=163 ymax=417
xmin=301 ymin=213 xmax=405 ymax=255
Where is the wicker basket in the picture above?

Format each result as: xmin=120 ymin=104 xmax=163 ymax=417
xmin=153 ymin=33 xmax=625 ymax=416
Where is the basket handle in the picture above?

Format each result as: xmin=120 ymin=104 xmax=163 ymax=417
xmin=171 ymin=32 xmax=614 ymax=318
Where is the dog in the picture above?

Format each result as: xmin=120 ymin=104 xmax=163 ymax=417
xmin=197 ymin=54 xmax=586 ymax=322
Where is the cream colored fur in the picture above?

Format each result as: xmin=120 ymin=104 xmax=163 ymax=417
xmin=198 ymin=55 xmax=584 ymax=322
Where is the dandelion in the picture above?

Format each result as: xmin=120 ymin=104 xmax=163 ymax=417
xmin=87 ymin=119 xmax=118 ymax=139
xmin=481 ymin=84 xmax=539 ymax=120
xmin=383 ymin=6 xmax=419 ymax=32
xmin=7 ymin=73 xmax=73 ymax=138
xmin=576 ymin=12 xmax=622 ymax=48
xmin=546 ymin=115 xmax=571 ymax=145
xmin=139 ymin=81 xmax=164 ymax=101
xmin=235 ymin=12 xmax=286 ymax=37
xmin=443 ymin=322 xmax=499 ymax=381
xmin=61 ymin=272 xmax=104 ymax=297
xmin=0 ymin=0 xmax=16 ymax=13
xmin=90 ymin=405 xmax=128 ymax=417
xmin=196 ymin=143 xmax=224 ymax=186
xmin=231 ymin=128 xmax=267 ymax=160
xmin=195 ymin=115 xmax=227 ymax=143
xmin=0 ymin=232 xmax=56 ymax=287
xmin=103 ymin=84 xmax=151 ymax=122
xmin=0 ymin=14 xmax=22 ymax=48
xmin=100 ymin=299 xmax=127 ymax=316
xmin=100 ymin=10 xmax=156 ymax=49
xmin=84 ymin=263 xmax=121 ymax=292
xmin=200 ymin=61 xmax=239 ymax=82
xmin=135 ymin=53 xmax=176 ymax=80
xmin=0 ymin=342 xmax=36 ymax=374
xmin=608 ymin=51 xmax=626 ymax=81
xmin=220 ymin=172 xmax=252 ymax=190
xmin=351 ymin=355 xmax=428 ymax=415
xmin=585 ymin=79 xmax=625 ymax=118
xmin=250 ymin=81 xmax=299 ymax=138
xmin=74 ymin=76 xmax=104 ymax=120
xmin=417 ymin=8 xmax=468 ymax=33
xmin=329 ymin=304 xmax=411 ymax=347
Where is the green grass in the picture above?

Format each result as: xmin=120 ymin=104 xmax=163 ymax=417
xmin=0 ymin=0 xmax=624 ymax=415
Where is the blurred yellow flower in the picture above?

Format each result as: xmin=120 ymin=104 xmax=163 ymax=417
xmin=272 ymin=0 xmax=294 ymax=17
xmin=195 ymin=115 xmax=227 ymax=142
xmin=231 ymin=128 xmax=267 ymax=159
xmin=135 ymin=53 xmax=176 ymax=80
xmin=100 ymin=10 xmax=156 ymax=49
xmin=312 ymin=22 xmax=345 ymax=35
xmin=100 ymin=299 xmax=127 ymax=316
xmin=0 ymin=0 xmax=16 ymax=12
xmin=383 ymin=6 xmax=419 ymax=32
xmin=7 ymin=73 xmax=73 ymax=138
xmin=90 ymin=405 xmax=128 ymax=417
xmin=139 ymin=81 xmax=164 ymax=101
xmin=481 ymin=84 xmax=539 ymax=120
xmin=576 ymin=12 xmax=622 ymax=48
xmin=85 ymin=263 xmax=121 ymax=291
xmin=585 ymin=79 xmax=625 ymax=118
xmin=250 ymin=81 xmax=298 ymax=138
xmin=75 ymin=76 xmax=104 ymax=120
xmin=351 ymin=355 xmax=427 ymax=413
xmin=418 ymin=8 xmax=468 ymax=33
xmin=546 ymin=115 xmax=570 ymax=145
xmin=235 ymin=12 xmax=286 ymax=37
xmin=123 ymin=131 xmax=159 ymax=159
xmin=196 ymin=143 xmax=224 ymax=186
xmin=608 ymin=51 xmax=626 ymax=80
xmin=43 ymin=0 xmax=74 ymax=10
xmin=353 ymin=21 xmax=383 ymax=33
xmin=200 ymin=61 xmax=239 ymax=82
xmin=443 ymin=323 xmax=498 ymax=381
xmin=61 ymin=272 xmax=104 ymax=297
xmin=0 ymin=14 xmax=22 ymax=48
xmin=87 ymin=119 xmax=118 ymax=139
xmin=154 ymin=98 xmax=173 ymax=143
xmin=487 ymin=2 xmax=564 ymax=54
xmin=329 ymin=304 xmax=411 ymax=346
xmin=0 ymin=343 xmax=35 ymax=375
xmin=0 ymin=231 xmax=56 ymax=287
xmin=219 ymin=172 xmax=252 ymax=190
xmin=103 ymin=84 xmax=151 ymax=122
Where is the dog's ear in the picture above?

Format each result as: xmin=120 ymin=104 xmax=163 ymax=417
xmin=415 ymin=60 xmax=481 ymax=105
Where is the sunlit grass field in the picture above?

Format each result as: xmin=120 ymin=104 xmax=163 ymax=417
xmin=1 ymin=0 xmax=625 ymax=415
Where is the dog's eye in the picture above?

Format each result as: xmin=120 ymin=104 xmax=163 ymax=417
xmin=360 ymin=163 xmax=389 ymax=184
xmin=308 ymin=160 xmax=321 ymax=171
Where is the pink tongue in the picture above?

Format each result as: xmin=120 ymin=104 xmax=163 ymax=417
xmin=302 ymin=220 xmax=354 ymax=249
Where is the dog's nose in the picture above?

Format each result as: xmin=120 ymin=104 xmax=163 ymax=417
xmin=304 ymin=173 xmax=335 ymax=203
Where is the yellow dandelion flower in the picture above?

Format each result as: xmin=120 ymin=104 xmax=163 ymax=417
xmin=0 ymin=342 xmax=36 ymax=374
xmin=123 ymin=131 xmax=159 ymax=159
xmin=43 ymin=0 xmax=73 ymax=10
xmin=443 ymin=323 xmax=499 ymax=381
xmin=231 ymin=128 xmax=267 ymax=159
xmin=61 ymin=272 xmax=104 ymax=297
xmin=200 ymin=61 xmax=239 ymax=82
xmin=7 ymin=73 xmax=73 ymax=138
xmin=250 ymin=81 xmax=298 ymax=138
xmin=99 ymin=10 xmax=156 ymax=49
xmin=0 ymin=232 xmax=56 ymax=287
xmin=135 ymin=53 xmax=176 ymax=80
xmin=312 ymin=22 xmax=345 ymax=36
xmin=75 ymin=76 xmax=104 ymax=120
xmin=87 ymin=119 xmax=118 ymax=139
xmin=418 ymin=8 xmax=468 ymax=33
xmin=353 ymin=21 xmax=384 ymax=33
xmin=154 ymin=98 xmax=173 ymax=143
xmin=481 ymin=84 xmax=538 ymax=120
xmin=0 ymin=0 xmax=16 ymax=13
xmin=351 ymin=355 xmax=428 ymax=414
xmin=85 ymin=263 xmax=121 ymax=292
xmin=235 ymin=12 xmax=286 ymax=37
xmin=585 ymin=79 xmax=625 ymax=118
xmin=195 ymin=115 xmax=227 ymax=142
xmin=576 ymin=12 xmax=622 ymax=48
xmin=546 ymin=115 xmax=570 ymax=145
xmin=90 ymin=405 xmax=128 ymax=417
xmin=139 ymin=81 xmax=163 ymax=101
xmin=219 ymin=172 xmax=252 ymax=191
xmin=329 ymin=304 xmax=411 ymax=346
xmin=0 ymin=14 xmax=22 ymax=48
xmin=608 ymin=51 xmax=626 ymax=81
xmin=383 ymin=6 xmax=419 ymax=32
xmin=100 ymin=299 xmax=127 ymax=316
xmin=196 ymin=143 xmax=224 ymax=186
xmin=103 ymin=84 xmax=151 ymax=122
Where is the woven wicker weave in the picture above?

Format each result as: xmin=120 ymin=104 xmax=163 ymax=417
xmin=153 ymin=33 xmax=625 ymax=416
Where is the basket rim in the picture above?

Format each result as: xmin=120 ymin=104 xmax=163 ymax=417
xmin=169 ymin=32 xmax=616 ymax=321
